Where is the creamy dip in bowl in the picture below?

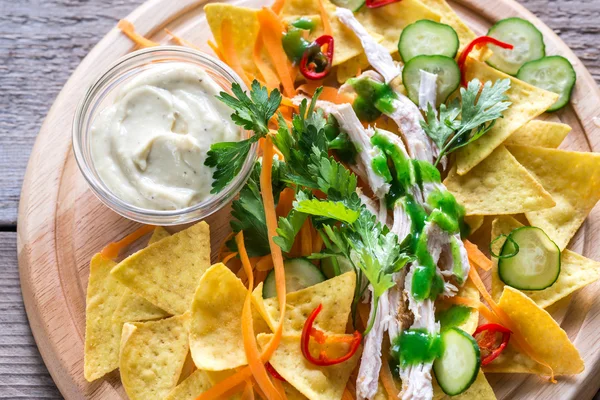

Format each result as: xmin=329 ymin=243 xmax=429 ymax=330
xmin=73 ymin=47 xmax=255 ymax=225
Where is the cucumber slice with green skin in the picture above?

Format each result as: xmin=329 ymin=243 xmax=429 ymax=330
xmin=398 ymin=20 xmax=459 ymax=63
xmin=321 ymin=255 xmax=354 ymax=279
xmin=433 ymin=328 xmax=481 ymax=396
xmin=486 ymin=17 xmax=546 ymax=75
xmin=330 ymin=0 xmax=364 ymax=12
xmin=517 ymin=56 xmax=576 ymax=112
xmin=402 ymin=55 xmax=461 ymax=106
xmin=498 ymin=226 xmax=561 ymax=290
xmin=263 ymin=258 xmax=326 ymax=298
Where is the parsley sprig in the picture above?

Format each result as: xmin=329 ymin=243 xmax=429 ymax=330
xmin=205 ymin=80 xmax=282 ymax=193
xmin=421 ymin=78 xmax=512 ymax=166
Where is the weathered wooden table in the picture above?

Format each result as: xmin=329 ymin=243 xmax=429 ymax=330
xmin=1 ymin=0 xmax=599 ymax=398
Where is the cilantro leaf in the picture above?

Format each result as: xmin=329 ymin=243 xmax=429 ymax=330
xmin=274 ymin=209 xmax=307 ymax=253
xmin=294 ymin=193 xmax=360 ymax=224
xmin=205 ymin=80 xmax=281 ymax=193
xmin=420 ymin=78 xmax=512 ymax=166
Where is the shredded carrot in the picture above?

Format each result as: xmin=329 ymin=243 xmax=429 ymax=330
xmin=342 ymin=388 xmax=355 ymax=400
xmin=380 ymin=357 xmax=398 ymax=398
xmin=280 ymin=97 xmax=298 ymax=109
xmin=464 ymin=240 xmax=492 ymax=271
xmin=222 ymin=252 xmax=239 ymax=265
xmin=237 ymin=232 xmax=282 ymax=400
xmin=312 ymin=230 xmax=324 ymax=254
xmin=100 ymin=225 xmax=155 ymax=259
xmin=255 ymin=269 xmax=268 ymax=285
xmin=164 ymin=28 xmax=200 ymax=49
xmin=297 ymin=83 xmax=353 ymax=104
xmin=117 ymin=20 xmax=159 ymax=48
xmin=256 ymin=255 xmax=275 ymax=271
xmin=272 ymin=378 xmax=287 ymax=399
xmin=207 ymin=40 xmax=226 ymax=62
xmin=241 ymin=380 xmax=256 ymax=400
xmin=271 ymin=0 xmax=286 ymax=14
xmin=300 ymin=220 xmax=313 ymax=257
xmin=316 ymin=0 xmax=332 ymax=36
xmin=257 ymin=9 xmax=296 ymax=97
xmin=468 ymin=267 xmax=556 ymax=381
xmin=253 ymin=33 xmax=281 ymax=90
xmin=220 ymin=19 xmax=253 ymax=88
xmin=276 ymin=188 xmax=295 ymax=218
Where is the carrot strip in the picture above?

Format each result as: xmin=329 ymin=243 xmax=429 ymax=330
xmin=380 ymin=357 xmax=398 ymax=398
xmin=221 ymin=19 xmax=253 ymax=88
xmin=468 ymin=267 xmax=555 ymax=381
xmin=207 ymin=40 xmax=226 ymax=62
xmin=256 ymin=255 xmax=275 ymax=272
xmin=164 ymin=28 xmax=200 ymax=49
xmin=222 ymin=252 xmax=239 ymax=265
xmin=342 ymin=388 xmax=355 ymax=400
xmin=312 ymin=230 xmax=324 ymax=254
xmin=271 ymin=0 xmax=285 ymax=14
xmin=101 ymin=225 xmax=155 ymax=259
xmin=276 ymin=187 xmax=295 ymax=218
xmin=237 ymin=232 xmax=282 ymax=400
xmin=257 ymin=9 xmax=296 ymax=97
xmin=241 ymin=380 xmax=255 ymax=400
xmin=254 ymin=33 xmax=281 ymax=90
xmin=316 ymin=0 xmax=332 ymax=36
xmin=117 ymin=20 xmax=159 ymax=48
xmin=464 ymin=240 xmax=492 ymax=271
xmin=272 ymin=378 xmax=287 ymax=399
xmin=300 ymin=220 xmax=313 ymax=257
xmin=297 ymin=83 xmax=352 ymax=104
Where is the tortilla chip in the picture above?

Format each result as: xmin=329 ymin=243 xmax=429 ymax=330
xmin=505 ymin=120 xmax=571 ymax=148
xmin=336 ymin=42 xmax=382 ymax=83
xmin=419 ymin=0 xmax=475 ymax=52
xmin=464 ymin=215 xmax=484 ymax=234
xmin=442 ymin=370 xmax=496 ymax=400
xmin=120 ymin=313 xmax=191 ymax=400
xmin=444 ymin=146 xmax=555 ymax=215
xmin=483 ymin=286 xmax=583 ymax=375
xmin=83 ymin=254 xmax=124 ymax=382
xmin=178 ymin=351 xmax=196 ymax=384
xmin=507 ymin=145 xmax=600 ymax=250
xmin=490 ymin=216 xmax=600 ymax=308
xmin=149 ymin=226 xmax=170 ymax=244
xmin=455 ymin=59 xmax=559 ymax=175
xmin=111 ymin=222 xmax=211 ymax=315
xmin=165 ymin=370 xmax=212 ymax=400
xmin=456 ymin=280 xmax=479 ymax=334
xmin=260 ymin=272 xmax=356 ymax=334
xmin=189 ymin=263 xmax=247 ymax=371
xmin=257 ymin=334 xmax=360 ymax=400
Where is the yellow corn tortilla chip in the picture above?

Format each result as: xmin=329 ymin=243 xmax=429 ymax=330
xmin=83 ymin=254 xmax=124 ymax=382
xmin=120 ymin=313 xmax=191 ymax=400
xmin=189 ymin=263 xmax=247 ymax=371
xmin=442 ymin=370 xmax=496 ymax=400
xmin=490 ymin=216 xmax=600 ymax=308
xmin=260 ymin=272 xmax=356 ymax=334
xmin=113 ymin=227 xmax=172 ymax=323
xmin=165 ymin=370 xmax=212 ymax=400
xmin=257 ymin=334 xmax=360 ymax=400
xmin=444 ymin=146 xmax=555 ymax=215
xmin=111 ymin=222 xmax=211 ymax=315
xmin=456 ymin=59 xmax=559 ymax=175
xmin=419 ymin=0 xmax=476 ymax=51
xmin=483 ymin=286 xmax=583 ymax=375
xmin=507 ymin=145 xmax=600 ymax=250
xmin=464 ymin=215 xmax=484 ymax=234
xmin=505 ymin=120 xmax=571 ymax=148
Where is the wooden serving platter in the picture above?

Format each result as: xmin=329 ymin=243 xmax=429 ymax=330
xmin=17 ymin=0 xmax=600 ymax=399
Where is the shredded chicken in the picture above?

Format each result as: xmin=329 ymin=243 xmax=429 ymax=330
xmin=418 ymin=70 xmax=438 ymax=112
xmin=335 ymin=8 xmax=400 ymax=83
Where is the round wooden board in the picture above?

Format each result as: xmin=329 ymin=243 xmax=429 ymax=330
xmin=17 ymin=0 xmax=600 ymax=398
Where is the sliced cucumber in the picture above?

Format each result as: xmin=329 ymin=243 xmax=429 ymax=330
xmin=402 ymin=55 xmax=461 ymax=106
xmin=498 ymin=226 xmax=561 ymax=291
xmin=321 ymin=255 xmax=354 ymax=279
xmin=330 ymin=0 xmax=364 ymax=12
xmin=263 ymin=258 xmax=326 ymax=298
xmin=517 ymin=56 xmax=576 ymax=111
xmin=433 ymin=328 xmax=481 ymax=396
xmin=486 ymin=17 xmax=545 ymax=75
xmin=399 ymin=20 xmax=459 ymax=63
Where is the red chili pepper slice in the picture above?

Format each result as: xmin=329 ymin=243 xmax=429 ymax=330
xmin=365 ymin=0 xmax=401 ymax=8
xmin=473 ymin=323 xmax=511 ymax=366
xmin=300 ymin=35 xmax=334 ymax=81
xmin=265 ymin=362 xmax=286 ymax=381
xmin=457 ymin=36 xmax=514 ymax=86
xmin=301 ymin=304 xmax=362 ymax=366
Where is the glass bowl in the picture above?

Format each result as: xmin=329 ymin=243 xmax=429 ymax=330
xmin=72 ymin=46 xmax=256 ymax=225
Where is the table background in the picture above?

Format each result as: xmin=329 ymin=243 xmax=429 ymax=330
xmin=1 ymin=0 xmax=599 ymax=398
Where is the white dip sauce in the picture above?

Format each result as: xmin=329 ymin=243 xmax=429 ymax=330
xmin=91 ymin=62 xmax=240 ymax=210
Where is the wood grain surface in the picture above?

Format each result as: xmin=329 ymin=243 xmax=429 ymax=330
xmin=1 ymin=0 xmax=599 ymax=399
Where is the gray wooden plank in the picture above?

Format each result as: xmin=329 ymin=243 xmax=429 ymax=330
xmin=0 ymin=232 xmax=61 ymax=399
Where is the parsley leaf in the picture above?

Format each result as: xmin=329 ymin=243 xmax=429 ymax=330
xmin=421 ymin=78 xmax=512 ymax=166
xmin=274 ymin=209 xmax=307 ymax=253
xmin=205 ymin=80 xmax=282 ymax=193
xmin=294 ymin=192 xmax=360 ymax=225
